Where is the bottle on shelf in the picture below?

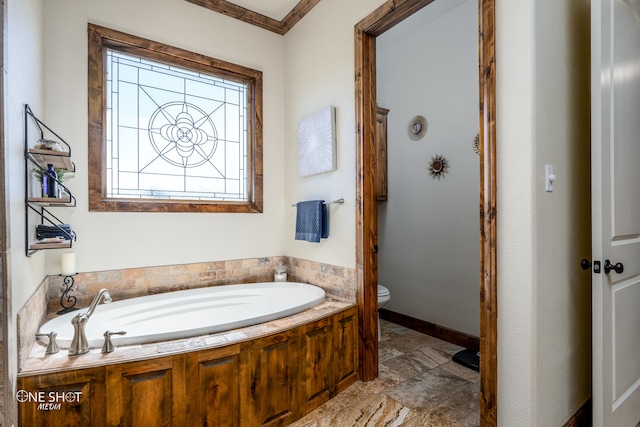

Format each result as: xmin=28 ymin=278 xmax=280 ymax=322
xmin=42 ymin=164 xmax=58 ymax=198
xmin=31 ymin=170 xmax=42 ymax=198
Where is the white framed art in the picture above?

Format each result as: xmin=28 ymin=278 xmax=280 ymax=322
xmin=297 ymin=106 xmax=336 ymax=177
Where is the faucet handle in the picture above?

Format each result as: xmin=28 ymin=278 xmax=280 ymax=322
xmin=36 ymin=331 xmax=60 ymax=355
xmin=102 ymin=330 xmax=126 ymax=354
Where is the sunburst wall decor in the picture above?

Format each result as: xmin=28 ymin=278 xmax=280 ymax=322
xmin=428 ymin=154 xmax=450 ymax=180
xmin=473 ymin=133 xmax=480 ymax=154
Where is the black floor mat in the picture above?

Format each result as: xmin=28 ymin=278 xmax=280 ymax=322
xmin=452 ymin=348 xmax=479 ymax=371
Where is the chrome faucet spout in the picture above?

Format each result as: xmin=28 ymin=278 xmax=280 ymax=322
xmin=69 ymin=288 xmax=112 ymax=356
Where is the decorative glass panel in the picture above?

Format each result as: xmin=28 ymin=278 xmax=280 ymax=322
xmin=105 ymin=49 xmax=248 ymax=202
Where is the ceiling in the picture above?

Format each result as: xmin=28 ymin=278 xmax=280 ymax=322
xmin=186 ymin=0 xmax=321 ymax=35
xmin=226 ymin=0 xmax=302 ymax=21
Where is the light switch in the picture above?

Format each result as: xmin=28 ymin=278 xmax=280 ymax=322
xmin=545 ymin=164 xmax=556 ymax=192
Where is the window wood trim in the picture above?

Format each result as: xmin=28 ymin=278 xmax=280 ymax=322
xmin=87 ymin=23 xmax=263 ymax=213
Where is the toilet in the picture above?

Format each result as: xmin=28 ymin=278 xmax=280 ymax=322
xmin=377 ymin=284 xmax=391 ymax=340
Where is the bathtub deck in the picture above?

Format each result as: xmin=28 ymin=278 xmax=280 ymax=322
xmin=19 ymin=296 xmax=355 ymax=376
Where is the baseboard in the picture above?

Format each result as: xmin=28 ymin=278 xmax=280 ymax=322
xmin=562 ymin=398 xmax=592 ymax=427
xmin=379 ymin=309 xmax=480 ymax=351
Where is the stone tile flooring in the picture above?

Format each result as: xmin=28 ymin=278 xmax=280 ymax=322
xmin=290 ymin=319 xmax=480 ymax=427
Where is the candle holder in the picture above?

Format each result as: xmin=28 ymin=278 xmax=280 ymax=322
xmin=57 ymin=274 xmax=78 ymax=314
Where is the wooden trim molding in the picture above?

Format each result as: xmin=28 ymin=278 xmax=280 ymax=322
xmin=354 ymin=22 xmax=379 ymax=381
xmin=356 ymin=0 xmax=436 ymax=37
xmin=562 ymin=398 xmax=592 ymax=427
xmin=479 ymin=0 xmax=497 ymax=424
xmin=87 ymin=23 xmax=263 ymax=213
xmin=355 ymin=0 xmax=497 ymax=425
xmin=379 ymin=309 xmax=480 ymax=351
xmin=185 ymin=0 xmax=321 ymax=35
xmin=379 ymin=308 xmax=480 ymax=351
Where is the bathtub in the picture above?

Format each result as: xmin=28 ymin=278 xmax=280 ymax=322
xmin=38 ymin=281 xmax=325 ymax=348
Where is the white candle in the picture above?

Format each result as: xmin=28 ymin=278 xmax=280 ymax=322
xmin=61 ymin=252 xmax=76 ymax=276
xmin=274 ymin=264 xmax=287 ymax=282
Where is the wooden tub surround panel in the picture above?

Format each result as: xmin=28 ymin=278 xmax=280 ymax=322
xmin=17 ymin=306 xmax=358 ymax=427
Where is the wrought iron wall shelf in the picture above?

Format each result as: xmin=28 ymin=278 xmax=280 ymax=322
xmin=24 ymin=105 xmax=77 ymax=257
xmin=28 ymin=148 xmax=75 ymax=171
xmin=28 ymin=197 xmax=73 ymax=206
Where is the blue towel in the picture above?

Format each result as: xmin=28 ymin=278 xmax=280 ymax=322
xmin=295 ymin=200 xmax=328 ymax=242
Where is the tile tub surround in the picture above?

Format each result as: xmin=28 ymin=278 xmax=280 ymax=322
xmin=43 ymin=256 xmax=356 ymax=313
xmin=289 ymin=319 xmax=480 ymax=427
xmin=287 ymin=257 xmax=356 ymax=301
xmin=18 ymin=257 xmax=355 ymax=370
xmin=16 ymin=276 xmax=49 ymax=370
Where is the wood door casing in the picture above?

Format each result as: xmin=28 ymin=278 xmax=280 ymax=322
xmin=354 ymin=0 xmax=497 ymax=425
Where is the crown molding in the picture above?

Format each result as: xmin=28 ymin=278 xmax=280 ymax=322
xmin=185 ymin=0 xmax=321 ymax=35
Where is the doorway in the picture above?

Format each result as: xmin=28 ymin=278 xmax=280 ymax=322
xmin=376 ymin=0 xmax=480 ymax=348
xmin=354 ymin=0 xmax=497 ymax=425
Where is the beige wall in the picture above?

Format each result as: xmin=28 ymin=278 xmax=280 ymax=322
xmin=496 ymin=0 xmax=591 ymax=425
xmin=281 ymin=0 xmax=384 ymax=267
xmin=5 ymin=0 xmax=592 ymax=425
xmin=532 ymin=0 xmax=591 ymax=424
xmin=39 ymin=0 xmax=288 ymax=277
xmin=6 ymin=0 xmax=46 ymax=421
xmin=8 ymin=0 xmax=46 ymax=329
xmin=496 ymin=0 xmax=537 ymax=421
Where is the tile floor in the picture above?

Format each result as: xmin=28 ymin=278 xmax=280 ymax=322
xmin=290 ymin=319 xmax=480 ymax=427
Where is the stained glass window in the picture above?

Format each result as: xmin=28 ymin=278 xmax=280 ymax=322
xmin=106 ymin=50 xmax=247 ymax=202
xmin=88 ymin=24 xmax=262 ymax=213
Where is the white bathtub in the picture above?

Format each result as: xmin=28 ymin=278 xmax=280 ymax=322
xmin=38 ymin=282 xmax=325 ymax=348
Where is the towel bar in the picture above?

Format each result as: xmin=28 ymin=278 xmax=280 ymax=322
xmin=291 ymin=198 xmax=344 ymax=207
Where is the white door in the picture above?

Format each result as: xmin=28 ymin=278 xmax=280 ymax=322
xmin=592 ymin=0 xmax=640 ymax=426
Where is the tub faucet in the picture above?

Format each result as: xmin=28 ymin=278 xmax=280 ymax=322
xmin=69 ymin=288 xmax=112 ymax=356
